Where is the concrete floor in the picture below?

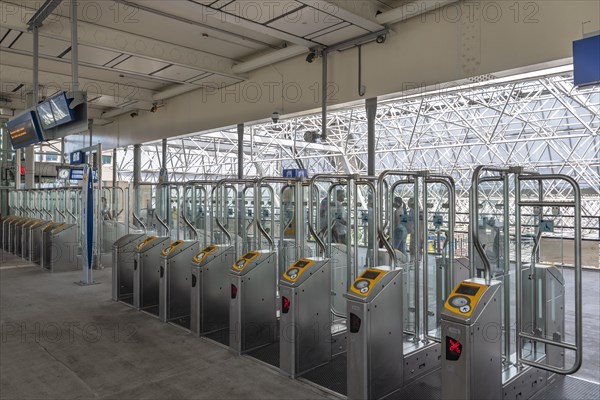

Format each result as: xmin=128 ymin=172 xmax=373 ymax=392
xmin=0 ymin=251 xmax=332 ymax=400
xmin=1 ymin=250 xmax=599 ymax=399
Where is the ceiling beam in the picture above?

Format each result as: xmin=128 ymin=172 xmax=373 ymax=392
xmin=26 ymin=0 xmax=63 ymax=30
xmin=296 ymin=0 xmax=384 ymax=32
xmin=1 ymin=1 xmax=244 ymax=79
xmin=232 ymin=45 xmax=308 ymax=74
xmin=0 ymin=65 xmax=156 ymax=106
xmin=189 ymin=3 xmax=316 ymax=47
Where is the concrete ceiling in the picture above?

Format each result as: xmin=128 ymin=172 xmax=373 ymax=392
xmin=0 ymin=0 xmax=387 ymax=122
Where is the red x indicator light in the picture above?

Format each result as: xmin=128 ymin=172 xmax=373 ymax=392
xmin=446 ymin=336 xmax=463 ymax=361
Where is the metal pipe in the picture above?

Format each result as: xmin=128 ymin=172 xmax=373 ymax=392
xmin=413 ymin=176 xmax=421 ymax=342
xmin=321 ymin=52 xmax=328 ymax=141
xmin=502 ymin=172 xmax=511 ymax=363
xmin=133 ymin=212 xmax=146 ymax=232
xmin=238 ymin=124 xmax=244 ymax=179
xmin=32 ymin=25 xmax=39 ymax=104
xmin=71 ymin=0 xmax=78 ymax=92
xmin=161 ymin=138 xmax=168 ymax=170
xmin=514 ymin=173 xmax=523 ymax=363
xmin=366 ymin=97 xmax=377 ymax=176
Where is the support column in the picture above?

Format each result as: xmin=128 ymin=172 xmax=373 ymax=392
xmin=25 ymin=25 xmax=39 ymax=190
xmin=71 ymin=0 xmax=78 ymax=93
xmin=0 ymin=120 xmax=9 ymax=216
xmin=112 ymin=148 xmax=118 ymax=187
xmin=14 ymin=149 xmax=21 ymax=189
xmin=366 ymin=97 xmax=377 ymax=176
xmin=321 ymin=52 xmax=328 ymax=141
xmin=237 ymin=123 xmax=244 ymax=179
xmin=133 ymin=144 xmax=141 ymax=217
xmin=161 ymin=138 xmax=167 ymax=170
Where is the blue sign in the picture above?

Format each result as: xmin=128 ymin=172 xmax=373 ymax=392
xmin=70 ymin=150 xmax=86 ymax=165
xmin=81 ymin=165 xmax=94 ymax=282
xmin=282 ymin=169 xmax=308 ymax=179
xmin=573 ymin=35 xmax=600 ymax=87
xmin=69 ymin=168 xmax=85 ymax=180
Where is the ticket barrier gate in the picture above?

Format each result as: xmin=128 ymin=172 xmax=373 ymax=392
xmin=346 ymin=267 xmax=405 ymax=400
xmin=13 ymin=217 xmax=32 ymax=257
xmin=41 ymin=223 xmax=79 ymax=272
xmin=30 ymin=221 xmax=57 ymax=264
xmin=1 ymin=215 xmax=17 ymax=251
xmin=441 ymin=168 xmax=581 ymax=400
xmin=159 ymin=240 xmax=199 ymax=329
xmin=441 ymin=279 xmax=503 ymax=399
xmin=133 ymin=236 xmax=170 ymax=316
xmin=190 ymin=244 xmax=238 ymax=341
xmin=229 ymin=250 xmax=277 ymax=355
xmin=112 ymin=233 xmax=146 ymax=305
xmin=280 ymin=257 xmax=332 ymax=378
xmin=6 ymin=216 xmax=23 ymax=253
xmin=21 ymin=219 xmax=41 ymax=260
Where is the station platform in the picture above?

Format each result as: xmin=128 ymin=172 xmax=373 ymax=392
xmin=0 ymin=250 xmax=332 ymax=400
xmin=0 ymin=249 xmax=598 ymax=399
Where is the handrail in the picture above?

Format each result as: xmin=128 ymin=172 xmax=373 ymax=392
xmin=181 ymin=212 xmax=198 ymax=240
xmin=154 ymin=214 xmax=169 ymax=234
xmin=132 ymin=212 xmax=146 ymax=232
xmin=66 ymin=209 xmax=76 ymax=223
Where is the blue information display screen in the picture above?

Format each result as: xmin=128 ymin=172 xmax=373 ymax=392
xmin=35 ymin=92 xmax=75 ymax=130
xmin=69 ymin=168 xmax=84 ymax=181
xmin=6 ymin=111 xmax=44 ymax=149
xmin=573 ymin=35 xmax=600 ymax=87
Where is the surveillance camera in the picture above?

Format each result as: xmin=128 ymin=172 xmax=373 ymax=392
xmin=130 ymin=111 xmax=138 ymax=118
xmin=271 ymin=111 xmax=280 ymax=123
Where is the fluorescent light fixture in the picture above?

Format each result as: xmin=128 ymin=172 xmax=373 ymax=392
xmin=232 ymin=45 xmax=308 ymax=74
xmin=376 ymin=0 xmax=459 ymax=25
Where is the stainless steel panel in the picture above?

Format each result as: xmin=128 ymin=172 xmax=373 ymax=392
xmin=13 ymin=219 xmax=26 ymax=256
xmin=49 ymin=224 xmax=79 ymax=272
xmin=21 ymin=220 xmax=37 ymax=260
xmin=229 ymin=251 xmax=277 ymax=354
xmin=441 ymin=280 xmax=503 ymax=399
xmin=112 ymin=233 xmax=145 ymax=302
xmin=190 ymin=245 xmax=236 ymax=337
xmin=280 ymin=258 xmax=331 ymax=378
xmin=346 ymin=269 xmax=404 ymax=400
xmin=133 ymin=237 xmax=170 ymax=312
xmin=159 ymin=241 xmax=199 ymax=323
